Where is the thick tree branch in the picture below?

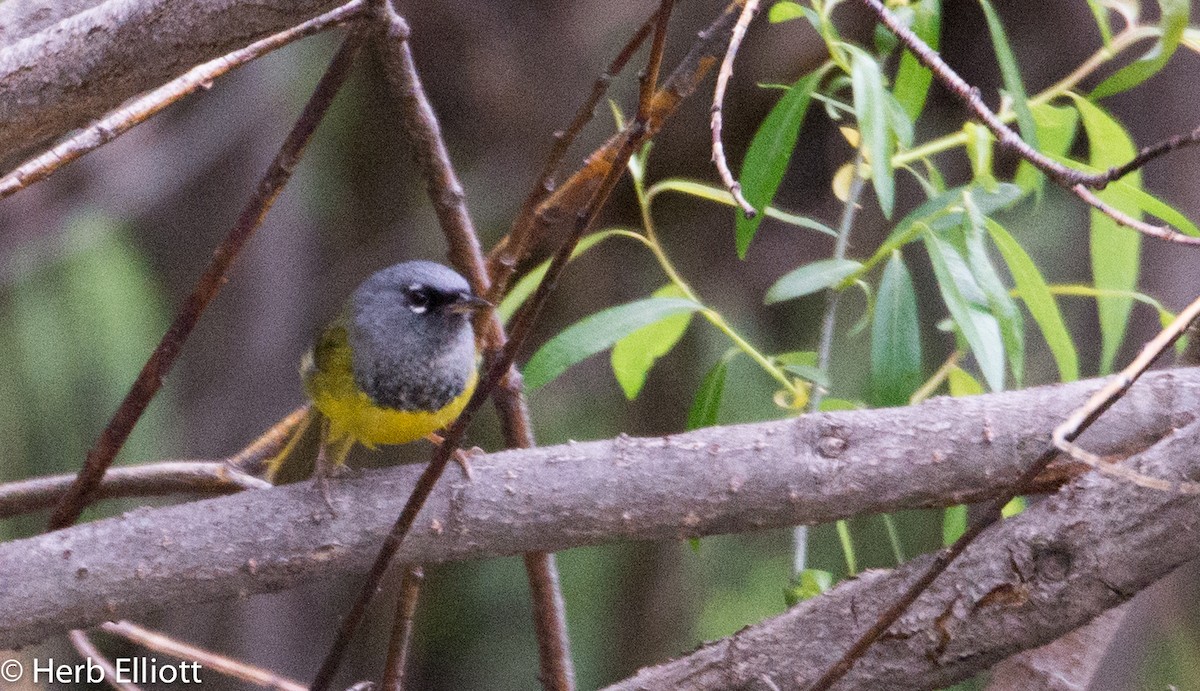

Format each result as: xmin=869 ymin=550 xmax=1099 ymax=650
xmin=2 ymin=368 xmax=1199 ymax=650
xmin=607 ymin=416 xmax=1200 ymax=690
xmin=0 ymin=0 xmax=346 ymax=168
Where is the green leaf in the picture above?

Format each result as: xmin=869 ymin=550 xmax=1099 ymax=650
xmin=611 ymin=285 xmax=694 ymax=399
xmin=737 ymin=73 xmax=820 ymax=257
xmin=925 ymin=232 xmax=1006 ymax=391
xmin=892 ymin=0 xmax=941 ymax=122
xmin=498 ymin=229 xmax=634 ymax=323
xmin=858 ymin=183 xmax=1025 ymax=279
xmin=647 ymin=178 xmax=837 ymax=236
xmin=1015 ymin=102 xmax=1080 ymax=195
xmin=769 ymin=1 xmax=806 ymax=23
xmin=782 ymin=364 xmax=830 ymax=388
xmin=976 ymin=0 xmax=1039 ymax=157
xmin=687 ymin=351 xmax=735 ymax=430
xmin=1091 ymin=0 xmax=1189 ymax=99
xmin=1002 ymin=495 xmax=1026 ymax=517
xmin=764 ymin=258 xmax=863 ymax=304
xmin=943 ymin=505 xmax=967 ymax=546
xmin=986 ymin=220 xmax=1079 ymax=382
xmin=961 ymin=194 xmax=1024 ymax=386
xmin=524 ymin=297 xmax=702 ymax=390
xmin=784 ymin=569 xmax=834 ymax=606
xmin=1084 ymin=0 xmax=1113 ymax=46
xmin=1045 ymin=152 xmax=1200 ymax=237
xmin=1069 ymin=93 xmax=1141 ymax=373
xmin=963 ymin=122 xmax=996 ymax=190
xmin=849 ymin=47 xmax=895 ymax=218
xmin=871 ymin=253 xmax=923 ymax=406
xmin=947 ymin=366 xmax=984 ymax=396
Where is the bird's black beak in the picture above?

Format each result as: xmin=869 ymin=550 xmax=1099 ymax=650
xmin=449 ymin=292 xmax=493 ymax=314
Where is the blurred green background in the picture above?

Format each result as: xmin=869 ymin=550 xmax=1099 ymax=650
xmin=1 ymin=1 xmax=1199 ymax=688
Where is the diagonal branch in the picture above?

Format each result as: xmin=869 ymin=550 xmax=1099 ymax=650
xmin=0 ymin=0 xmax=365 ymax=201
xmin=607 ymin=415 xmax=1200 ymax=690
xmin=0 ymin=0 xmax=351 ymax=168
xmin=45 ymin=29 xmax=369 ymax=531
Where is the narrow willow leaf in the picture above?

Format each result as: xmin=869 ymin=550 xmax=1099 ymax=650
xmin=1014 ymin=102 xmax=1080 ymax=195
xmin=892 ymin=0 xmax=941 ymax=122
xmin=961 ymin=195 xmax=1024 ymax=386
xmin=498 ymin=229 xmax=631 ymax=323
xmin=784 ymin=569 xmax=834 ymax=606
xmin=1084 ymin=0 xmax=1113 ymax=45
xmin=925 ymin=233 xmax=1006 ymax=391
xmin=1002 ymin=495 xmax=1027 ymax=517
xmin=1069 ymin=93 xmax=1141 ymax=373
xmin=1044 ymin=151 xmax=1200 ymax=237
xmin=1091 ymin=0 xmax=1189 ymax=99
xmin=849 ymin=47 xmax=895 ymax=218
xmin=943 ymin=505 xmax=967 ymax=546
xmin=947 ymin=366 xmax=984 ymax=396
xmin=769 ymin=1 xmax=806 ymax=23
xmin=976 ymin=0 xmax=1039 ymax=157
xmin=646 ymin=179 xmax=837 ymax=236
xmin=611 ymin=285 xmax=694 ymax=399
xmin=524 ymin=297 xmax=701 ymax=390
xmin=764 ymin=258 xmax=863 ymax=304
xmin=871 ymin=253 xmax=923 ymax=406
xmin=687 ymin=352 xmax=735 ymax=430
xmin=858 ymin=183 xmax=1024 ymax=281
xmin=964 ymin=122 xmax=996 ymax=190
xmin=987 ymin=220 xmax=1079 ymax=382
xmin=737 ymin=73 xmax=820 ymax=257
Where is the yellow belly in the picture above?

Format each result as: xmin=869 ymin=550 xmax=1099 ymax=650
xmin=311 ymin=369 xmax=477 ymax=448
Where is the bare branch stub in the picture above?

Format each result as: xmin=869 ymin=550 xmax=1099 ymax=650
xmin=711 ymin=0 xmax=761 ymax=218
xmin=45 ymin=29 xmax=370 ymax=531
xmin=0 ymin=0 xmax=366 ymax=201
xmin=380 ymin=566 xmax=425 ymax=691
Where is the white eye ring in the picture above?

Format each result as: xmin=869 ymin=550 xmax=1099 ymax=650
xmin=406 ymin=284 xmax=431 ymax=313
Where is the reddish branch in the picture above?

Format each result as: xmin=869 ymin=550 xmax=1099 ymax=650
xmin=45 ymin=29 xmax=369 ymax=531
xmin=367 ymin=2 xmax=572 ymax=688
xmin=380 ymin=566 xmax=425 ymax=691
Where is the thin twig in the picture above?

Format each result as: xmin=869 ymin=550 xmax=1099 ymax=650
xmin=307 ymin=19 xmax=667 ymax=689
xmin=101 ymin=621 xmax=307 ymax=691
xmin=1071 ymin=184 xmax=1200 ymax=245
xmin=486 ymin=3 xmax=662 ymax=300
xmin=710 ymin=0 xmax=760 ymax=218
xmin=1053 ymin=293 xmax=1200 ymax=493
xmin=637 ymin=0 xmax=676 ymax=124
xmin=806 ymin=301 xmax=1200 ymax=690
xmin=794 ymin=151 xmax=865 ymax=575
xmin=369 ymin=3 xmax=575 ymax=688
xmin=380 ymin=566 xmax=425 ymax=691
xmin=1105 ymin=123 xmax=1200 ymax=182
xmin=0 ymin=0 xmax=365 ymax=201
xmin=0 ymin=462 xmax=270 ymax=519
xmin=69 ymin=630 xmax=143 ymax=691
xmin=45 ymin=30 xmax=368 ymax=531
xmin=859 ymin=0 xmax=1200 ymax=203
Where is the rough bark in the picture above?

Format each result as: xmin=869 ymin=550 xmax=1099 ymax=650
xmin=0 ymin=0 xmax=345 ymax=168
xmin=984 ymin=605 xmax=1128 ymax=691
xmin=1 ymin=369 xmax=1198 ymax=653
xmin=606 ymin=416 xmax=1200 ymax=690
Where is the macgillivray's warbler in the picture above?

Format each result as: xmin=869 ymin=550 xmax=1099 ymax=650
xmin=266 ymin=260 xmax=491 ymax=482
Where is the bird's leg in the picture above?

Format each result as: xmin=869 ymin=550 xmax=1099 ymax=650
xmin=426 ymin=432 xmax=475 ymax=480
xmin=313 ymin=419 xmax=355 ymax=512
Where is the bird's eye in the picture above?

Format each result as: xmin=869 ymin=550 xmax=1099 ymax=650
xmin=405 ymin=285 xmax=431 ymax=313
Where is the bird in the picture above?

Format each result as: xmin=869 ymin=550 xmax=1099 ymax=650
xmin=265 ymin=260 xmax=490 ymax=483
